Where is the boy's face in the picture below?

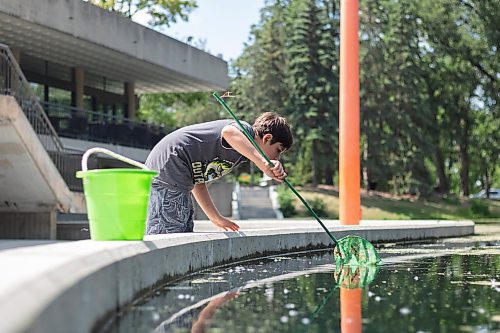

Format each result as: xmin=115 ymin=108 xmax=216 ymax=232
xmin=260 ymin=134 xmax=286 ymax=160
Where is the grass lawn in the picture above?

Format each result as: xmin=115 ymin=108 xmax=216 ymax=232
xmin=288 ymin=185 xmax=500 ymax=221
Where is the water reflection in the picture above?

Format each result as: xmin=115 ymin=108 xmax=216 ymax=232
xmin=104 ymin=252 xmax=499 ymax=333
xmin=190 ymin=291 xmax=239 ymax=333
xmin=158 ymin=268 xmax=375 ymax=333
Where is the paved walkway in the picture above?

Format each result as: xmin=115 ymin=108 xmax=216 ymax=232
xmin=238 ymin=186 xmax=277 ymax=219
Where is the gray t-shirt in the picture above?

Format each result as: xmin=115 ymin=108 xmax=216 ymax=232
xmin=145 ymin=119 xmax=254 ymax=191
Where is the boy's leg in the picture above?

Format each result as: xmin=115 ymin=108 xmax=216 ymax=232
xmin=146 ymin=180 xmax=194 ymax=234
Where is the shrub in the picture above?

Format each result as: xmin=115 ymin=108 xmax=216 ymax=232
xmin=276 ymin=186 xmax=296 ymax=217
xmin=309 ymin=197 xmax=328 ymax=217
xmin=469 ymin=199 xmax=490 ymax=217
xmin=238 ymin=172 xmax=259 ymax=186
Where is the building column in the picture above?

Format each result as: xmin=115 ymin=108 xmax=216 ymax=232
xmin=72 ymin=67 xmax=84 ymax=109
xmin=125 ymin=82 xmax=136 ymax=120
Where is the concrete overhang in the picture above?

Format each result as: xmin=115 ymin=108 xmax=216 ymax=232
xmin=0 ymin=0 xmax=228 ymax=93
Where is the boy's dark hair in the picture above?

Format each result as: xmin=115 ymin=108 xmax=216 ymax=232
xmin=252 ymin=112 xmax=293 ymax=151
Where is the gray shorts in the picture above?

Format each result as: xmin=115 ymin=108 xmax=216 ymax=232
xmin=146 ymin=179 xmax=194 ymax=234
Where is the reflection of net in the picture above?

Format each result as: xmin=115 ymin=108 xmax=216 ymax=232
xmin=333 ymin=264 xmax=380 ymax=289
xmin=333 ymin=236 xmax=380 ymax=266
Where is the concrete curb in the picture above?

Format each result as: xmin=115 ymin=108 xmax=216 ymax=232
xmin=0 ymin=220 xmax=474 ymax=333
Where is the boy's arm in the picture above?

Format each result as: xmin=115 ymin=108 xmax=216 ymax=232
xmin=221 ymin=125 xmax=286 ymax=181
xmin=192 ymin=183 xmax=240 ymax=231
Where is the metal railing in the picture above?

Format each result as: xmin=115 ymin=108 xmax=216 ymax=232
xmin=42 ymin=101 xmax=170 ymax=149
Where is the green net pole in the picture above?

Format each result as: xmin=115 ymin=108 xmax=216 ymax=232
xmin=213 ymin=92 xmax=340 ymax=249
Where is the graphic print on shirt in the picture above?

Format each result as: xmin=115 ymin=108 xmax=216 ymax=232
xmin=191 ymin=158 xmax=234 ymax=184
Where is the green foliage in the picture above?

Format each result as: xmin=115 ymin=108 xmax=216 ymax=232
xmin=276 ymin=185 xmax=296 ymax=217
xmin=89 ymin=0 xmax=197 ymax=27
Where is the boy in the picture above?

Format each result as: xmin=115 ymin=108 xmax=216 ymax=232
xmin=145 ymin=112 xmax=293 ymax=234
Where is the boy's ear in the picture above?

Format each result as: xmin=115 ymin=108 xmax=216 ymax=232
xmin=262 ymin=133 xmax=273 ymax=144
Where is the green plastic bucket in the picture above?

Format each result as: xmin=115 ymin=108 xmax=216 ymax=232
xmin=76 ymin=148 xmax=157 ymax=241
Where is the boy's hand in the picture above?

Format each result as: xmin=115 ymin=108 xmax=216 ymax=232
xmin=263 ymin=160 xmax=287 ymax=182
xmin=212 ymin=216 xmax=240 ymax=231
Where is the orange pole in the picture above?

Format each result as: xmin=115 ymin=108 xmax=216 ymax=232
xmin=340 ymin=288 xmax=362 ymax=333
xmin=339 ymin=0 xmax=361 ymax=225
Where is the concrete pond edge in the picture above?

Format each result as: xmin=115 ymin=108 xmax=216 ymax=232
xmin=0 ymin=220 xmax=474 ymax=333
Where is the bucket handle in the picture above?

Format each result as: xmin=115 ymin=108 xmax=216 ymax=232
xmin=81 ymin=147 xmax=150 ymax=171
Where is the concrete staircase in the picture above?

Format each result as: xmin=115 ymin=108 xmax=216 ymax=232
xmin=238 ymin=186 xmax=278 ymax=219
xmin=0 ymin=95 xmax=85 ymax=239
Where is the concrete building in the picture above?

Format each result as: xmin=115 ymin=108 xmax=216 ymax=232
xmin=0 ymin=0 xmax=230 ymax=239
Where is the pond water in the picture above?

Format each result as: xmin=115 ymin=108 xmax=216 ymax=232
xmin=102 ymin=243 xmax=499 ymax=333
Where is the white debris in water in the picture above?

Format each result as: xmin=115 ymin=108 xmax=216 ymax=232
xmin=374 ymin=296 xmax=383 ymax=302
xmin=407 ymin=268 xmax=411 ymax=271
xmin=285 ymin=303 xmax=296 ymax=309
xmin=280 ymin=316 xmax=289 ymax=323
xmin=262 ymin=269 xmax=268 ymax=273
xmin=283 ymin=288 xmax=290 ymax=295
xmin=477 ymin=308 xmax=486 ymax=314
xmin=289 ymin=310 xmax=299 ymax=317
xmin=399 ymin=307 xmax=411 ymax=315
xmin=177 ymin=294 xmax=185 ymax=299
xmin=301 ymin=318 xmax=311 ymax=325
xmin=414 ymin=276 xmax=419 ymax=281
xmin=152 ymin=312 xmax=160 ymax=321
xmin=368 ymin=291 xmax=375 ymax=298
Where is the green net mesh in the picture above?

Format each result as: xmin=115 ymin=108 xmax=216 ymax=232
xmin=333 ymin=235 xmax=380 ymax=267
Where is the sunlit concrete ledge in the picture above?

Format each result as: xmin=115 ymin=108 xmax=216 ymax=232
xmin=0 ymin=220 xmax=474 ymax=333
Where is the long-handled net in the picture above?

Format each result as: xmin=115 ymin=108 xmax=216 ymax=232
xmin=213 ymin=92 xmax=380 ymax=266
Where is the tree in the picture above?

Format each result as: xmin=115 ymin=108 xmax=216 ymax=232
xmin=230 ymin=0 xmax=498 ymax=196
xmin=284 ymin=0 xmax=339 ymax=185
xmin=89 ymin=0 xmax=197 ymax=27
xmin=231 ymin=0 xmax=290 ymax=124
